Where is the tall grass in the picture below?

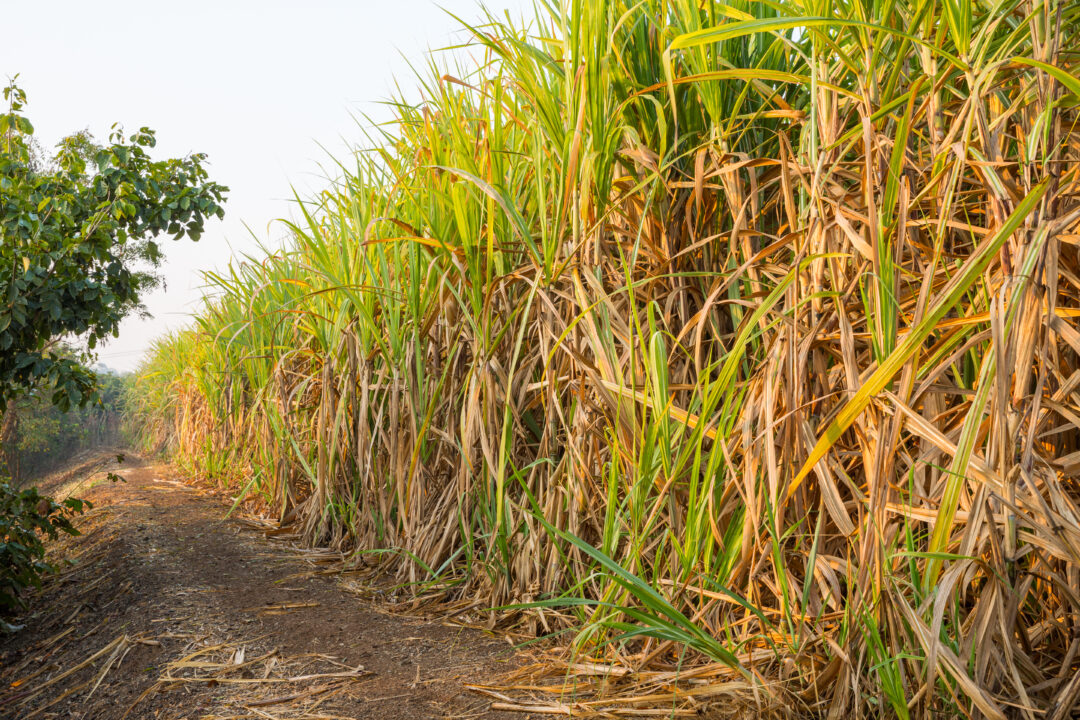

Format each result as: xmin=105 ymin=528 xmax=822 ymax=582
xmin=129 ymin=0 xmax=1080 ymax=715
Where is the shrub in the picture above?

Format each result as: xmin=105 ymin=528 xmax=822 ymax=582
xmin=0 ymin=478 xmax=88 ymax=619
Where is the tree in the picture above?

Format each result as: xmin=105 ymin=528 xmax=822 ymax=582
xmin=0 ymin=76 xmax=227 ymax=410
xmin=0 ymin=77 xmax=227 ymax=622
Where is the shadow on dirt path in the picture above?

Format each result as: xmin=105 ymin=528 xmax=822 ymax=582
xmin=0 ymin=452 xmax=548 ymax=719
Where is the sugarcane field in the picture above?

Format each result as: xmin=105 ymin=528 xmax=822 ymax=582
xmin=2 ymin=0 xmax=1079 ymax=718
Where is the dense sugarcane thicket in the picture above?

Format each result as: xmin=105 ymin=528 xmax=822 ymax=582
xmin=130 ymin=0 xmax=1080 ymax=716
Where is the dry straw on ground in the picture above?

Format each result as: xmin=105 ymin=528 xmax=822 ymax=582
xmin=131 ymin=0 xmax=1080 ymax=716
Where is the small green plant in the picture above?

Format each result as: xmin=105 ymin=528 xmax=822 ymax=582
xmin=0 ymin=478 xmax=89 ymax=620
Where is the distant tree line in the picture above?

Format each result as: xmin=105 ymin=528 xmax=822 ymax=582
xmin=0 ymin=360 xmax=127 ymax=482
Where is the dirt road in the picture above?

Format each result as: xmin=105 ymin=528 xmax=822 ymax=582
xmin=0 ymin=453 xmax=542 ymax=719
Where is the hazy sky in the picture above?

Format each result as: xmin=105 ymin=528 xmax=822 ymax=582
xmin=2 ymin=0 xmax=534 ymax=371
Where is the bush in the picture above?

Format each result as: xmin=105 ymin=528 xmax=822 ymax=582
xmin=0 ymin=478 xmax=89 ymax=619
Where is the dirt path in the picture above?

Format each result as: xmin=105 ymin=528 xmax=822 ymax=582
xmin=0 ymin=453 xmax=545 ymax=720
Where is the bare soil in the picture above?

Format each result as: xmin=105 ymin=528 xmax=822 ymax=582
xmin=0 ymin=452 xmax=547 ymax=720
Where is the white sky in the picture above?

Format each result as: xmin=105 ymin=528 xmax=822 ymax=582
xmin=1 ymin=0 xmax=535 ymax=372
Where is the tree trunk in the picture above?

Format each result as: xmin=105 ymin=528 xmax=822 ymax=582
xmin=0 ymin=408 xmax=20 ymax=482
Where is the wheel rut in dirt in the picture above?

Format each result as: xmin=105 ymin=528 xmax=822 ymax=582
xmin=0 ymin=453 xmax=545 ymax=719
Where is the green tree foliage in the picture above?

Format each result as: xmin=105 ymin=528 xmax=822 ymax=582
xmin=0 ymin=76 xmax=227 ymax=411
